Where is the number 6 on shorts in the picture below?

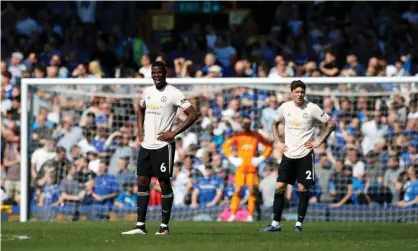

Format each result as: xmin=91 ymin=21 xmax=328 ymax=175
xmin=160 ymin=163 xmax=166 ymax=172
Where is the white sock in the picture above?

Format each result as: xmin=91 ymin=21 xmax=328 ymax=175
xmin=160 ymin=223 xmax=168 ymax=228
xmin=296 ymin=221 xmax=302 ymax=227
xmin=271 ymin=220 xmax=280 ymax=227
xmin=136 ymin=222 xmax=145 ymax=226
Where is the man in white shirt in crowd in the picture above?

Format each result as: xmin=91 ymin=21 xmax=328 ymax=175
xmin=361 ymin=110 xmax=388 ymax=154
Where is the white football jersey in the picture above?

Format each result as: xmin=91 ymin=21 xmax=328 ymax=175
xmin=274 ymin=100 xmax=330 ymax=159
xmin=139 ymin=85 xmax=192 ymax=149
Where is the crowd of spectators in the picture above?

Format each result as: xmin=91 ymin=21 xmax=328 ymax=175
xmin=1 ymin=1 xmax=418 ymax=220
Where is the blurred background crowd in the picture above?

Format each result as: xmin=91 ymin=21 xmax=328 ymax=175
xmin=1 ymin=1 xmax=418 ymax=220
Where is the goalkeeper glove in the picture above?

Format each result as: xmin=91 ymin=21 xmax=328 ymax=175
xmin=228 ymin=156 xmax=243 ymax=167
xmin=251 ymin=156 xmax=266 ymax=167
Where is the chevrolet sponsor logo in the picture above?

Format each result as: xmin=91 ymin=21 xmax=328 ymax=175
xmin=289 ymin=120 xmax=302 ymax=126
xmin=147 ymin=104 xmax=161 ymax=110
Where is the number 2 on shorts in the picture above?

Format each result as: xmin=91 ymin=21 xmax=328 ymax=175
xmin=160 ymin=163 xmax=166 ymax=172
xmin=306 ymin=170 xmax=312 ymax=180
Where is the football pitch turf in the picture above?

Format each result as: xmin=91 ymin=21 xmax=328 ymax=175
xmin=2 ymin=221 xmax=418 ymax=251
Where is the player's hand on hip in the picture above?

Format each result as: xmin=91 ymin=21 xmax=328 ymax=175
xmin=138 ymin=131 xmax=145 ymax=142
xmin=228 ymin=156 xmax=243 ymax=167
xmin=251 ymin=156 xmax=265 ymax=167
xmin=157 ymin=131 xmax=176 ymax=141
xmin=277 ymin=142 xmax=287 ymax=153
xmin=304 ymin=141 xmax=321 ymax=149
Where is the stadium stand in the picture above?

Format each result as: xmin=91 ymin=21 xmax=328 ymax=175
xmin=1 ymin=1 xmax=418 ymax=222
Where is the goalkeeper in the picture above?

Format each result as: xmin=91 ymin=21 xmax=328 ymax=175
xmin=222 ymin=117 xmax=272 ymax=222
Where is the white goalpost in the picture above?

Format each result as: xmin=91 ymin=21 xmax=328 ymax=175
xmin=20 ymin=76 xmax=418 ymax=222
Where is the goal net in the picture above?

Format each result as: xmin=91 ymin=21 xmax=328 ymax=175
xmin=20 ymin=77 xmax=418 ymax=223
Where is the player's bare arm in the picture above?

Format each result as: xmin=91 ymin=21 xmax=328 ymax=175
xmin=304 ymin=119 xmax=336 ymax=149
xmin=271 ymin=119 xmax=280 ymax=142
xmin=137 ymin=106 xmax=146 ymax=142
xmin=272 ymin=119 xmax=287 ymax=153
xmin=157 ymin=105 xmax=198 ymax=141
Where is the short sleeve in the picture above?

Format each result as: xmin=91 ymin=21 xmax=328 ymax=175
xmin=311 ymin=104 xmax=331 ymax=123
xmin=139 ymin=89 xmax=147 ymax=108
xmin=172 ymin=88 xmax=192 ymax=110
xmin=274 ymin=105 xmax=284 ymax=122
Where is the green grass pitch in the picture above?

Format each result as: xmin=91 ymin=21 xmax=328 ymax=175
xmin=2 ymin=221 xmax=418 ymax=251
